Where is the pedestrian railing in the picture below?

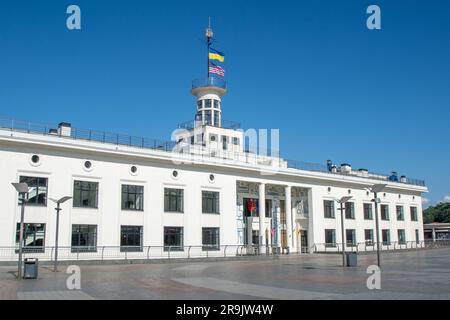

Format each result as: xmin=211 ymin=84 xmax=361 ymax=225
xmin=0 ymin=245 xmax=293 ymax=263
xmin=313 ymin=240 xmax=450 ymax=253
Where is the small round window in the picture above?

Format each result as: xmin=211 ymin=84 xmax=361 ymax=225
xmin=172 ymin=170 xmax=178 ymax=178
xmin=209 ymin=174 xmax=215 ymax=182
xmin=31 ymin=155 xmax=40 ymax=164
xmin=131 ymin=166 xmax=137 ymax=174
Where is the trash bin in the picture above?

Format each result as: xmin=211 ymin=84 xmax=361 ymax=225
xmin=346 ymin=252 xmax=357 ymax=267
xmin=23 ymin=258 xmax=39 ymax=279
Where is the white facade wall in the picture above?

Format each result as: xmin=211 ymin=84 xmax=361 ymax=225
xmin=0 ymin=129 xmax=426 ymax=257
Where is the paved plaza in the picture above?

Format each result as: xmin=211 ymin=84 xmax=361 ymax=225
xmin=1 ymin=248 xmax=449 ymax=300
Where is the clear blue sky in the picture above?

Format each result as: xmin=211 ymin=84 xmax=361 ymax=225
xmin=1 ymin=0 xmax=449 ymax=206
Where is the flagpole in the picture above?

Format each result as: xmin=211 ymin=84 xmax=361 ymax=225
xmin=206 ymin=18 xmax=213 ymax=83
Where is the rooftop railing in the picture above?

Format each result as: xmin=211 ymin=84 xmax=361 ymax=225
xmin=192 ymin=77 xmax=226 ymax=90
xmin=0 ymin=117 xmax=426 ymax=187
xmin=177 ymin=119 xmax=241 ymax=130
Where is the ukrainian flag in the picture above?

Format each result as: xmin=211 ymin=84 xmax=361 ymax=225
xmin=209 ymin=48 xmax=225 ymax=62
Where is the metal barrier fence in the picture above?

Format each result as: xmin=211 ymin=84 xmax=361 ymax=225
xmin=313 ymin=240 xmax=450 ymax=253
xmin=0 ymin=245 xmax=288 ymax=263
xmin=1 ymin=240 xmax=447 ymax=262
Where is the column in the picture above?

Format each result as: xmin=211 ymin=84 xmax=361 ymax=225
xmin=432 ymin=228 xmax=436 ymax=242
xmin=259 ymin=183 xmax=266 ymax=246
xmin=285 ymin=185 xmax=292 ymax=251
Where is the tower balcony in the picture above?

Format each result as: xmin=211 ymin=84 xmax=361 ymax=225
xmin=191 ymin=77 xmax=227 ymax=97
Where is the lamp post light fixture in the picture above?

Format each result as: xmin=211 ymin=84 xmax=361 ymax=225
xmin=11 ymin=182 xmax=29 ymax=280
xmin=336 ymin=196 xmax=352 ymax=267
xmin=365 ymin=184 xmax=387 ymax=267
xmin=49 ymin=196 xmax=72 ymax=272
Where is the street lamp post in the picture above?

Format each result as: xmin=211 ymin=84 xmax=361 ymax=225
xmin=336 ymin=196 xmax=352 ymax=267
xmin=366 ymin=184 xmax=387 ymax=267
xmin=11 ymin=182 xmax=29 ymax=280
xmin=49 ymin=196 xmax=72 ymax=272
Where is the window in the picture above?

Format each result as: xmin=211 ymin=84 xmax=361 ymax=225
xmin=190 ymin=136 xmax=195 ymax=145
xmin=204 ymin=110 xmax=212 ymax=125
xmin=205 ymin=99 xmax=212 ymax=109
xmin=382 ymin=229 xmax=391 ymax=245
xmin=15 ymin=223 xmax=45 ymax=252
xmin=323 ymin=200 xmax=335 ymax=218
xmin=19 ymin=176 xmax=48 ymax=206
xmin=252 ymin=230 xmax=259 ymax=245
xmin=363 ymin=203 xmax=373 ymax=220
xmin=202 ymin=227 xmax=220 ymax=251
xmin=265 ymin=199 xmax=272 ymax=218
xmin=345 ymin=202 xmax=355 ymax=219
xmin=120 ymin=226 xmax=143 ymax=252
xmin=325 ymin=229 xmax=336 ymax=247
xmin=397 ymin=229 xmax=406 ymax=244
xmin=164 ymin=188 xmax=184 ymax=212
xmin=214 ymin=111 xmax=220 ymax=127
xmin=222 ymin=136 xmax=228 ymax=150
xmin=121 ymin=185 xmax=144 ymax=211
xmin=212 ymin=99 xmax=219 ymax=109
xmin=164 ymin=227 xmax=184 ymax=251
xmin=346 ymin=229 xmax=356 ymax=246
xmin=365 ymin=229 xmax=374 ymax=245
xmin=210 ymin=134 xmax=217 ymax=142
xmin=410 ymin=207 xmax=418 ymax=221
xmin=415 ymin=229 xmax=420 ymax=243
xmin=396 ymin=206 xmax=404 ymax=221
xmin=381 ymin=204 xmax=389 ymax=220
xmin=71 ymin=225 xmax=97 ymax=252
xmin=202 ymin=191 xmax=220 ymax=214
xmin=233 ymin=137 xmax=240 ymax=145
xmin=73 ymin=181 xmax=98 ymax=208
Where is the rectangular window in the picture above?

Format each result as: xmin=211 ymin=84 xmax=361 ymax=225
xmin=265 ymin=199 xmax=272 ymax=218
xmin=325 ymin=229 xmax=336 ymax=247
xmin=345 ymin=202 xmax=355 ymax=219
xmin=233 ymin=137 xmax=240 ymax=145
xmin=121 ymin=185 xmax=144 ymax=211
xmin=346 ymin=229 xmax=356 ymax=246
xmin=202 ymin=227 xmax=220 ymax=251
xmin=415 ymin=229 xmax=420 ymax=243
xmin=164 ymin=227 xmax=184 ymax=251
xmin=73 ymin=180 xmax=98 ymax=208
xmin=15 ymin=223 xmax=45 ymax=252
xmin=323 ymin=200 xmax=335 ymax=218
xmin=381 ymin=204 xmax=389 ymax=221
xmin=397 ymin=229 xmax=406 ymax=244
xmin=222 ymin=136 xmax=228 ymax=150
xmin=382 ymin=229 xmax=391 ymax=245
xmin=214 ymin=111 xmax=220 ymax=127
xmin=202 ymin=191 xmax=220 ymax=214
xmin=164 ymin=188 xmax=184 ymax=213
xmin=252 ymin=230 xmax=259 ymax=245
xmin=410 ymin=207 xmax=418 ymax=221
xmin=190 ymin=135 xmax=195 ymax=145
xmin=365 ymin=229 xmax=374 ymax=245
xmin=71 ymin=224 xmax=97 ymax=252
xmin=363 ymin=203 xmax=373 ymax=220
xmin=120 ymin=226 xmax=143 ymax=252
xmin=396 ymin=206 xmax=404 ymax=221
xmin=19 ymin=176 xmax=48 ymax=206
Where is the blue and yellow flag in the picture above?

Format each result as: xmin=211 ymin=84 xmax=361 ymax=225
xmin=209 ymin=48 xmax=225 ymax=62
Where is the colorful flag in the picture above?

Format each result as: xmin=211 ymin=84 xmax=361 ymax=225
xmin=209 ymin=62 xmax=225 ymax=77
xmin=209 ymin=47 xmax=225 ymax=62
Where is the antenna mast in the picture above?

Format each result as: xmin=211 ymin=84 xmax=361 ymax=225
xmin=206 ymin=17 xmax=213 ymax=81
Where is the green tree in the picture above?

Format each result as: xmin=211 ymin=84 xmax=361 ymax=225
xmin=423 ymin=202 xmax=450 ymax=223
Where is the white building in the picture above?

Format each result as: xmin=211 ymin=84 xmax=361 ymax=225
xmin=0 ymin=31 xmax=427 ymax=262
